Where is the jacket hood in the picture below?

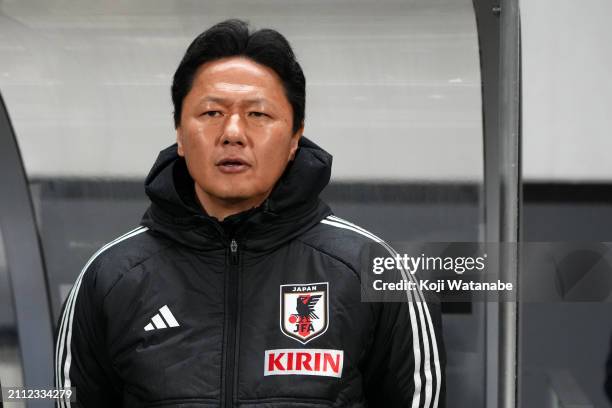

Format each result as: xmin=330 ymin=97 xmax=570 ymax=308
xmin=140 ymin=137 xmax=332 ymax=252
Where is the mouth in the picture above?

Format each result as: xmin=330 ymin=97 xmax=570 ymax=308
xmin=216 ymin=157 xmax=250 ymax=174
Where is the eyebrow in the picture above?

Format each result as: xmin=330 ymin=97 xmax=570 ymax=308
xmin=200 ymin=96 xmax=271 ymax=106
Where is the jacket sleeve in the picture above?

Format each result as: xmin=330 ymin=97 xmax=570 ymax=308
xmin=54 ymin=260 xmax=123 ymax=408
xmin=362 ymin=289 xmax=446 ymax=407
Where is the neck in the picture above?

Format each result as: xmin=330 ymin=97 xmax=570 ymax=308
xmin=194 ymin=184 xmax=269 ymax=221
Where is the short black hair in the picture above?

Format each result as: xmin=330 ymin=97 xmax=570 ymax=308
xmin=171 ymin=19 xmax=305 ymax=134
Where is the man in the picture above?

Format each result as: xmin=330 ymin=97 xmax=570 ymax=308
xmin=54 ymin=19 xmax=445 ymax=407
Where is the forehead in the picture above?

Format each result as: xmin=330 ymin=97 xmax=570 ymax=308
xmin=189 ymin=57 xmax=287 ymax=102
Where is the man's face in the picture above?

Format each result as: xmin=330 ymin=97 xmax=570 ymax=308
xmin=176 ymin=56 xmax=302 ymax=211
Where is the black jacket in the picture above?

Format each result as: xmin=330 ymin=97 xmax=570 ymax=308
xmin=54 ymin=138 xmax=445 ymax=408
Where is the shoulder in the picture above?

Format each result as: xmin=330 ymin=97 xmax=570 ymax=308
xmin=298 ymin=214 xmax=392 ymax=274
xmin=77 ymin=226 xmax=174 ymax=300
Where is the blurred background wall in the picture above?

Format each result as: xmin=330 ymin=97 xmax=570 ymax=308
xmin=521 ymin=1 xmax=612 ymax=407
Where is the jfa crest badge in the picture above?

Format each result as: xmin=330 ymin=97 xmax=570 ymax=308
xmin=280 ymin=282 xmax=329 ymax=344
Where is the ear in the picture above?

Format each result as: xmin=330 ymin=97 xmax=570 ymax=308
xmin=288 ymin=123 xmax=304 ymax=161
xmin=176 ymin=127 xmax=185 ymax=157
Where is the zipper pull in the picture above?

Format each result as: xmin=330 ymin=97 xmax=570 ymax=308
xmin=230 ymin=239 xmax=239 ymax=265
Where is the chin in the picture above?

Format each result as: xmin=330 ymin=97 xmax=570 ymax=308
xmin=214 ymin=188 xmax=265 ymax=203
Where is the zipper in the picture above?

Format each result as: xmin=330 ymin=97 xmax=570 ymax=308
xmin=224 ymin=238 xmax=240 ymax=408
xmin=230 ymin=239 xmax=238 ymax=264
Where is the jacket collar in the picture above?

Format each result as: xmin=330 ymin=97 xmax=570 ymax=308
xmin=140 ymin=137 xmax=332 ymax=252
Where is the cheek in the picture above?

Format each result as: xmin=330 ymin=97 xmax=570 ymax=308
xmin=256 ymin=141 xmax=293 ymax=179
xmin=182 ymin=132 xmax=216 ymax=174
xmin=260 ymin=133 xmax=292 ymax=160
xmin=183 ymin=125 xmax=213 ymax=154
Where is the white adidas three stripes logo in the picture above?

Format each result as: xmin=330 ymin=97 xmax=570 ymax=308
xmin=144 ymin=305 xmax=180 ymax=331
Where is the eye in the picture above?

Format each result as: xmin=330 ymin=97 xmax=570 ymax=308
xmin=249 ymin=111 xmax=269 ymax=118
xmin=202 ymin=111 xmax=222 ymax=117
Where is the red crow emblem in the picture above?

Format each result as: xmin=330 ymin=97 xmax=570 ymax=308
xmin=280 ymin=282 xmax=329 ymax=344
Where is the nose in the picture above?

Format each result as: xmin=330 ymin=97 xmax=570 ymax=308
xmin=221 ymin=113 xmax=247 ymax=146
